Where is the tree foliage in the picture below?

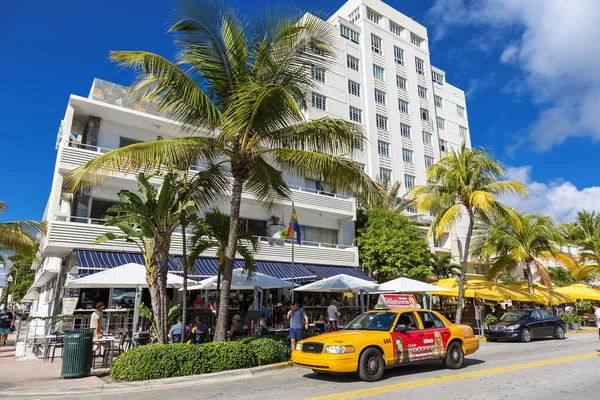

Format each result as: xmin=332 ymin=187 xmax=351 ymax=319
xmin=548 ymin=267 xmax=574 ymax=287
xmin=5 ymin=252 xmax=36 ymax=303
xmin=429 ymin=253 xmax=461 ymax=280
xmin=0 ymin=200 xmax=44 ymax=264
xmin=357 ymin=209 xmax=431 ymax=283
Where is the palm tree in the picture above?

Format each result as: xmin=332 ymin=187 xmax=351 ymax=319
xmin=560 ymin=210 xmax=600 ymax=280
xmin=94 ymin=170 xmax=224 ymax=343
xmin=410 ymin=143 xmax=528 ymax=323
xmin=429 ymin=253 xmax=460 ymax=280
xmin=474 ymin=213 xmax=577 ymax=297
xmin=63 ymin=0 xmax=383 ymax=341
xmin=0 ymin=201 xmax=44 ymax=263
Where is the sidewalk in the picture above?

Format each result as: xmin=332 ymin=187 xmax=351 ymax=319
xmin=0 ymin=333 xmax=105 ymax=392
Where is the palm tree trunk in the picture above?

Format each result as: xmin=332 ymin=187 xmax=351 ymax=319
xmin=181 ymin=225 xmax=188 ymax=343
xmin=214 ymin=174 xmax=245 ymax=341
xmin=152 ymin=234 xmax=171 ymax=344
xmin=525 ymin=258 xmax=534 ymax=294
xmin=455 ymin=212 xmax=474 ymax=325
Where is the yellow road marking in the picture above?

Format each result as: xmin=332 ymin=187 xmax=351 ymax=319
xmin=306 ymin=352 xmax=598 ymax=400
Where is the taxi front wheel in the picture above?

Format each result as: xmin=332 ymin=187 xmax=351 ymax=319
xmin=357 ymin=348 xmax=385 ymax=382
xmin=444 ymin=342 xmax=464 ymax=369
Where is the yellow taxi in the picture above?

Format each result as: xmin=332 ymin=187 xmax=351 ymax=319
xmin=292 ymin=296 xmax=479 ymax=382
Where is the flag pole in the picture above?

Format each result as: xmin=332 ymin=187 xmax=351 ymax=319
xmin=291 ymin=200 xmax=295 ymax=304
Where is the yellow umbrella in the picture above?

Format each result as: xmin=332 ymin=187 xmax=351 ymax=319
xmin=430 ymin=278 xmax=505 ymax=301
xmin=467 ymin=279 xmax=541 ymax=303
xmin=555 ymin=284 xmax=600 ymax=301
xmin=509 ymin=283 xmax=574 ymax=304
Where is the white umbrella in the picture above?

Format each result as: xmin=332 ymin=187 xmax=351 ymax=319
xmin=185 ymin=269 xmax=294 ymax=291
xmin=65 ymin=263 xmax=195 ymax=289
xmin=294 ymin=274 xmax=379 ymax=293
xmin=377 ymin=277 xmax=450 ymax=293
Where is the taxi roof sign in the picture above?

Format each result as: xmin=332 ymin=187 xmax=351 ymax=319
xmin=377 ymin=294 xmax=421 ymax=309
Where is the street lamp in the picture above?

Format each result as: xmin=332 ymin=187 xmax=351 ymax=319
xmin=4 ymin=275 xmax=13 ymax=306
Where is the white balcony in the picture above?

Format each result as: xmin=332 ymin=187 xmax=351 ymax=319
xmin=42 ymin=218 xmax=359 ymax=267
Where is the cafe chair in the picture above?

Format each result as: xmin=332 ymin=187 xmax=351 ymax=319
xmin=49 ymin=335 xmax=65 ymax=363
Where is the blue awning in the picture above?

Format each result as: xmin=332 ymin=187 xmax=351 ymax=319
xmin=76 ymin=250 xmax=181 ymax=274
xmin=306 ymin=265 xmax=373 ymax=281
xmin=255 ymin=262 xmax=317 ymax=283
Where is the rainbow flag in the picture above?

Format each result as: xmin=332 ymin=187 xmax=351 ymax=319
xmin=286 ymin=209 xmax=301 ymax=245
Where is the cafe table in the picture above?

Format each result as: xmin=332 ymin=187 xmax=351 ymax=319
xmin=93 ymin=336 xmax=116 ymax=369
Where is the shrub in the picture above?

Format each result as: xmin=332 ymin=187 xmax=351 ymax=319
xmin=483 ymin=314 xmax=497 ymax=325
xmin=110 ymin=337 xmax=290 ymax=381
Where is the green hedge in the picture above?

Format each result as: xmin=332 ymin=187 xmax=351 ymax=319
xmin=110 ymin=337 xmax=289 ymax=381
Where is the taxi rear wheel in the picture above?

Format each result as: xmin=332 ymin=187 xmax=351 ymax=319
xmin=444 ymin=342 xmax=464 ymax=369
xmin=357 ymin=348 xmax=385 ymax=382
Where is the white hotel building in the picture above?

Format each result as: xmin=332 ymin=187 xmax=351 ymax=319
xmin=25 ymin=0 xmax=474 ymax=318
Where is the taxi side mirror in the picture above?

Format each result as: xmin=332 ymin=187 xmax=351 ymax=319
xmin=394 ymin=324 xmax=408 ymax=332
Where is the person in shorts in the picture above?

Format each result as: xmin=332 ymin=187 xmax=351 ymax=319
xmin=287 ymin=302 xmax=308 ymax=353
xmin=0 ymin=307 xmax=14 ymax=346
xmin=593 ymin=304 xmax=600 ymax=340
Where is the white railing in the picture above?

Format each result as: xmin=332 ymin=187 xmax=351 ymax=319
xmin=287 ymin=184 xmax=350 ymax=200
xmin=254 ymin=235 xmax=354 ymax=250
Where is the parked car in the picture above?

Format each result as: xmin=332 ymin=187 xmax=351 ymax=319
xmin=484 ymin=309 xmax=566 ymax=342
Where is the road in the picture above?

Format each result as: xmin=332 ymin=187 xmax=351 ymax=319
xmin=63 ymin=333 xmax=600 ymax=400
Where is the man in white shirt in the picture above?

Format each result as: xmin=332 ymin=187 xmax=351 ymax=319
xmin=327 ymin=300 xmax=340 ymax=330
xmin=90 ymin=302 xmax=105 ymax=338
xmin=593 ymin=304 xmax=600 ymax=340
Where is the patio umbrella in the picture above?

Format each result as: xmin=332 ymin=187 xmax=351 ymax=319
xmin=429 ymin=278 xmax=506 ymax=301
xmin=294 ymin=274 xmax=380 ymax=293
xmin=555 ymin=284 xmax=600 ymax=301
xmin=185 ymin=269 xmax=295 ymax=291
xmin=508 ymin=283 xmax=574 ymax=304
xmin=377 ymin=277 xmax=449 ymax=293
xmin=65 ymin=263 xmax=196 ymax=289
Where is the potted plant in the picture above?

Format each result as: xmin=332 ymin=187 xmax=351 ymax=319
xmin=559 ymin=312 xmax=582 ymax=331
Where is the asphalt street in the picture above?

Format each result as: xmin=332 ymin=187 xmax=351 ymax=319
xmin=55 ymin=332 xmax=600 ymax=400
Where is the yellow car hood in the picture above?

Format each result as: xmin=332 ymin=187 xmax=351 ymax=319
xmin=300 ymin=330 xmax=381 ymax=345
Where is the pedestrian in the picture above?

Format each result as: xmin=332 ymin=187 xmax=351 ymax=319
xmin=343 ymin=296 xmax=350 ymax=306
xmin=593 ymin=304 xmax=600 ymax=340
xmin=327 ymin=300 xmax=340 ymax=330
xmin=0 ymin=307 xmax=14 ymax=346
xmin=287 ymin=302 xmax=308 ymax=353
xmin=90 ymin=302 xmax=105 ymax=339
xmin=169 ymin=316 xmax=189 ymax=343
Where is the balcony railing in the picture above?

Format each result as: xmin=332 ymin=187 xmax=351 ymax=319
xmin=44 ymin=218 xmax=358 ymax=266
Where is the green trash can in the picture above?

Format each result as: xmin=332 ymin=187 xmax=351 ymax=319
xmin=61 ymin=328 xmax=95 ymax=378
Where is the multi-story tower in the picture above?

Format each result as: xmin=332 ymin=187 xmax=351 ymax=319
xmin=307 ymin=0 xmax=473 ymax=271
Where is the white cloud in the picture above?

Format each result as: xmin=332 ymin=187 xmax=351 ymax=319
xmin=502 ymin=166 xmax=600 ymax=223
xmin=467 ymin=73 xmax=495 ymax=98
xmin=427 ymin=0 xmax=600 ymax=151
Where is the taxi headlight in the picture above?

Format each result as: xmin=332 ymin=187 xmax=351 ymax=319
xmin=505 ymin=324 xmax=521 ymax=330
xmin=324 ymin=345 xmax=355 ymax=354
xmin=295 ymin=343 xmax=302 ymax=351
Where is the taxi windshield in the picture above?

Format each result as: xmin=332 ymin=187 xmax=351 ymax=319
xmin=345 ymin=312 xmax=397 ymax=331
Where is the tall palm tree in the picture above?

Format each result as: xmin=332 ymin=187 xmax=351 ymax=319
xmin=560 ymin=210 xmax=600 ymax=279
xmin=429 ymin=253 xmax=460 ymax=280
xmin=94 ymin=170 xmax=224 ymax=343
xmin=0 ymin=201 xmax=44 ymax=263
xmin=474 ymin=213 xmax=577 ymax=297
xmin=410 ymin=143 xmax=528 ymax=323
xmin=63 ymin=0 xmax=383 ymax=341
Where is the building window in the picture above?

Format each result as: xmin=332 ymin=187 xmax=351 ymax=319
xmin=348 ymin=80 xmax=361 ymax=97
xmin=459 ymin=126 xmax=468 ymax=139
xmin=374 ymin=89 xmax=386 ymax=105
xmin=396 ymin=75 xmax=406 ymax=90
xmin=434 ymin=95 xmax=443 ymax=108
xmin=371 ymin=34 xmax=382 ymax=54
xmin=355 ymin=162 xmax=365 ymax=172
xmin=390 ymin=22 xmax=403 ymax=36
xmin=367 ymin=8 xmax=381 ymax=24
xmin=349 ymin=106 xmax=362 ymax=123
xmin=347 ymin=55 xmax=359 ymax=71
xmin=310 ymin=40 xmax=325 ymax=56
xmin=432 ymin=71 xmax=445 ymax=85
xmin=425 ymin=156 xmax=434 ymax=168
xmin=376 ymin=114 xmax=388 ymax=131
xmin=380 ymin=168 xmax=392 ymax=180
xmin=420 ymin=108 xmax=429 ymax=121
xmin=398 ymin=99 xmax=409 ymax=114
xmin=402 ymin=148 xmax=413 ymax=164
xmin=348 ymin=7 xmax=360 ymax=24
xmin=440 ymin=139 xmax=448 ymax=153
xmin=378 ymin=140 xmax=390 ymax=157
xmin=436 ymin=117 xmax=445 ymax=130
xmin=341 ymin=25 xmax=360 ymax=44
xmin=312 ymin=66 xmax=325 ymax=83
xmin=415 ymin=57 xmax=425 ymax=76
xmin=457 ymin=105 xmax=465 ymax=118
xmin=406 ymin=205 xmax=417 ymax=213
xmin=354 ymin=135 xmax=363 ymax=151
xmin=418 ymin=85 xmax=427 ymax=99
xmin=373 ymin=64 xmax=385 ymax=80
xmin=411 ymin=34 xmax=423 ymax=47
xmin=423 ymin=131 xmax=432 ymax=146
xmin=394 ymin=46 xmax=404 ymax=65
xmin=312 ymin=92 xmax=326 ymax=110
xmin=400 ymin=123 xmax=411 ymax=138
xmin=404 ymin=174 xmax=416 ymax=189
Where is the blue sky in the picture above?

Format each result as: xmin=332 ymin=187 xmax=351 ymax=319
xmin=1 ymin=0 xmax=599 ymax=224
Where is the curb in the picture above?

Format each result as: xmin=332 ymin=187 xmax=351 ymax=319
xmin=3 ymin=361 xmax=294 ymax=398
